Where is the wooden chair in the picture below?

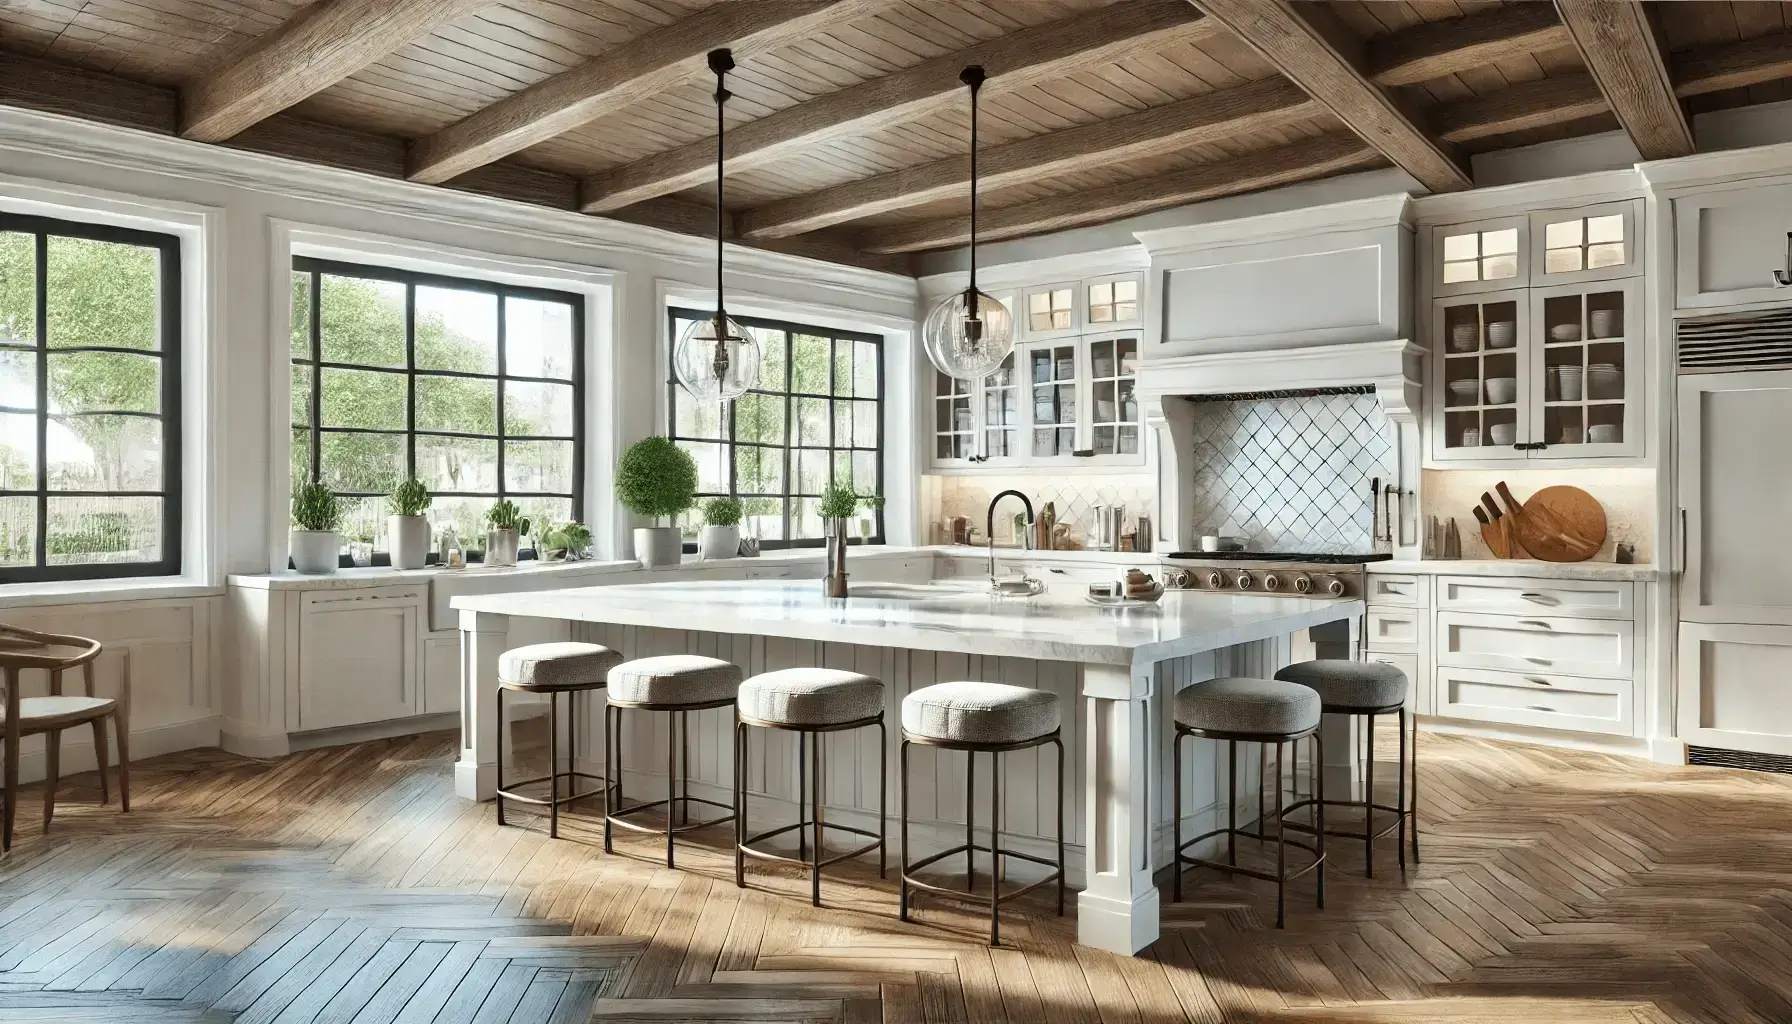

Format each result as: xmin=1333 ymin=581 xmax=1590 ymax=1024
xmin=0 ymin=624 xmax=130 ymax=851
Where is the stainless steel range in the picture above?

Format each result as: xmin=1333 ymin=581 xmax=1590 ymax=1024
xmin=1157 ymin=552 xmax=1390 ymax=599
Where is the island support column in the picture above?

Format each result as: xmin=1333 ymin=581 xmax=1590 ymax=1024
xmin=456 ymin=609 xmax=510 ymax=801
xmin=1077 ymin=660 xmax=1160 ymax=954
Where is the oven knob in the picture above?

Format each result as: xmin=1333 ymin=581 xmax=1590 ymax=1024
xmin=1167 ymin=569 xmax=1191 ymax=589
xmin=1291 ymin=574 xmax=1313 ymax=594
xmin=1263 ymin=573 xmax=1280 ymax=591
xmin=1322 ymin=576 xmax=1346 ymax=597
xmin=1204 ymin=571 xmax=1224 ymax=589
xmin=1235 ymin=572 xmax=1254 ymax=590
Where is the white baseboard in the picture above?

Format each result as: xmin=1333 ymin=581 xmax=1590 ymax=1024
xmin=1649 ymin=737 xmax=1688 ymax=765
xmin=221 ymin=719 xmax=291 ymax=759
xmin=11 ymin=713 xmax=221 ymax=785
xmin=1419 ymin=715 xmax=1653 ymax=759
xmin=289 ymin=713 xmax=459 ymax=753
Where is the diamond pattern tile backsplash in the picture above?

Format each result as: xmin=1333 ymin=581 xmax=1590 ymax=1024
xmin=1186 ymin=391 xmax=1393 ymax=553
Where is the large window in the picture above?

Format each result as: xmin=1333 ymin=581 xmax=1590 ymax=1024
xmin=0 ymin=215 xmax=180 ymax=582
xmin=668 ymin=309 xmax=882 ymax=548
xmin=291 ymin=258 xmax=582 ymax=562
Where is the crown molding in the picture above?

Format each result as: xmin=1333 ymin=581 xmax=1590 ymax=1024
xmin=1637 ymin=137 xmax=1792 ymax=195
xmin=913 ymin=244 xmax=1149 ymax=302
xmin=1133 ymin=193 xmax=1414 ymax=258
xmin=1136 ymin=338 xmax=1423 ymax=404
xmin=1411 ymin=166 xmax=1642 ymax=224
xmin=0 ymin=105 xmax=917 ymax=304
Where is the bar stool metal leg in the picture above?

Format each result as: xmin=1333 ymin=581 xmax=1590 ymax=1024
xmin=990 ymin=749 xmax=1002 ymax=946
xmin=1397 ymin=706 xmax=1408 ymax=872
xmin=1314 ymin=729 xmax=1326 ymax=909
xmin=1364 ymin=709 xmax=1375 ymax=878
xmin=665 ymin=708 xmax=677 ymax=868
xmin=735 ymin=717 xmax=747 ymax=888
xmin=1274 ymin=739 xmax=1286 ymax=927
xmin=797 ymin=732 xmax=808 ymax=862
xmin=549 ymin=690 xmax=560 ymax=839
xmin=1411 ymin=709 xmax=1421 ymax=864
xmin=878 ymin=719 xmax=888 ymax=879
xmin=1054 ymin=736 xmax=1065 ymax=916
xmin=1172 ymin=729 xmax=1184 ymax=903
xmin=965 ymin=751 xmax=976 ymax=890
xmin=602 ymin=703 xmax=615 ymax=854
xmin=495 ymin=687 xmax=506 ymax=827
xmin=898 ymin=739 xmax=911 ymax=922
xmin=810 ymin=728 xmax=823 ymax=908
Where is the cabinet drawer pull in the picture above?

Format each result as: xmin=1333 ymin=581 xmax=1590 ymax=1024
xmin=1518 ymin=592 xmax=1558 ymax=603
xmin=1527 ymin=704 xmax=1555 ymax=713
xmin=1525 ymin=676 xmax=1553 ymax=686
xmin=1049 ymin=568 xmax=1068 ymax=575
xmin=1525 ymin=656 xmax=1552 ymax=665
xmin=1517 ymin=619 xmax=1552 ymax=629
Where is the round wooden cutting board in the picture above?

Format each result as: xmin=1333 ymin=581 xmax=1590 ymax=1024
xmin=1512 ymin=485 xmax=1606 ymax=562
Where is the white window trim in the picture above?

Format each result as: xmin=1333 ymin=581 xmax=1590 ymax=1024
xmin=0 ymin=172 xmax=223 ymax=594
xmin=269 ymin=221 xmax=617 ymax=571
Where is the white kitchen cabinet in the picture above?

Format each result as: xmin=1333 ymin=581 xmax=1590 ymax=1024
xmin=1436 ymin=611 xmax=1634 ymax=680
xmin=1431 ymin=288 xmax=1532 ymax=461
xmin=424 ymin=635 xmax=459 ymax=715
xmin=1526 ymin=278 xmax=1643 ymax=458
xmin=292 ymin=585 xmax=424 ymax=732
xmin=1676 ymin=621 xmax=1792 ymax=758
xmin=1365 ymin=651 xmax=1421 ymax=714
xmin=1366 ymin=573 xmax=1419 ymax=606
xmin=1672 ymin=185 xmax=1792 ymax=310
xmin=1437 ymin=664 xmax=1632 ymax=736
xmin=1436 ymin=575 xmax=1634 ymax=619
xmin=1364 ymin=571 xmax=1430 ymax=716
xmin=1364 ymin=606 xmax=1420 ymax=651
xmin=1431 ymin=216 xmax=1527 ymax=297
xmin=1528 ymin=200 xmax=1640 ymax=287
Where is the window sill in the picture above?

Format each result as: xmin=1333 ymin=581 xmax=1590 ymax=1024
xmin=0 ymin=576 xmax=225 ymax=608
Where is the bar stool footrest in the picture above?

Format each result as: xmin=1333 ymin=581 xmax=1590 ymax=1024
xmin=1278 ymin=796 xmax=1405 ymax=843
xmin=1174 ymin=827 xmax=1326 ymax=885
xmin=740 ymin=819 xmax=884 ymax=869
xmin=496 ymin=769 xmax=608 ymax=808
xmin=606 ymin=794 xmax=735 ymax=836
xmin=902 ymin=840 xmax=1063 ymax=909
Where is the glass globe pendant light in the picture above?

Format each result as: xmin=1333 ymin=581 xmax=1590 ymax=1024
xmin=922 ymin=65 xmax=1013 ymax=380
xmin=673 ymin=48 xmax=761 ymax=402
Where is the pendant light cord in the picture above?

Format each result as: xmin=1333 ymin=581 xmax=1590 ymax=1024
xmin=710 ymin=48 xmax=734 ymax=321
xmin=961 ymin=65 xmax=985 ymax=308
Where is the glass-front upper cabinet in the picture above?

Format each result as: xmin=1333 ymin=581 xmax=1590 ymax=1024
xmin=1028 ymin=342 xmax=1079 ymax=459
xmin=1529 ymin=201 xmax=1638 ymax=285
xmin=1431 ymin=216 xmax=1527 ymax=297
xmin=1088 ymin=333 xmax=1140 ymax=456
xmin=933 ymin=372 xmax=974 ymax=461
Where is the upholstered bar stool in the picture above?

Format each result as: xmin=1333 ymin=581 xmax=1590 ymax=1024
xmin=898 ymin=681 xmax=1065 ymax=947
xmin=1274 ymin=659 xmax=1416 ymax=875
xmin=734 ymin=667 xmax=886 ymax=906
xmin=604 ymin=654 xmax=740 ymax=867
xmin=495 ymin=641 xmax=620 ymax=839
xmin=1171 ymin=677 xmax=1325 ymax=928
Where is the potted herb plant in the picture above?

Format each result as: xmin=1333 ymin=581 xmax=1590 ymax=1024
xmin=539 ymin=521 xmax=592 ymax=562
xmin=290 ymin=481 xmax=341 ymax=574
xmin=818 ymin=484 xmax=879 ymax=598
xmin=616 ymin=436 xmax=696 ymax=569
xmin=484 ymin=499 xmax=531 ymax=568
xmin=699 ymin=496 xmax=743 ymax=560
xmin=387 ymin=478 xmax=431 ymax=569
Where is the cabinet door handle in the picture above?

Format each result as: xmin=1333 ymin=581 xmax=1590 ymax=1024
xmin=1679 ymin=507 xmax=1688 ymax=573
xmin=1517 ymin=619 xmax=1552 ymax=629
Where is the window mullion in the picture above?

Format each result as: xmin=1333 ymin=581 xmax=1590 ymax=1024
xmin=309 ymin=270 xmax=322 ymax=483
xmin=404 ymin=282 xmax=416 ymax=486
xmin=495 ymin=288 xmax=508 ymax=509
xmin=33 ymin=231 xmax=47 ymax=569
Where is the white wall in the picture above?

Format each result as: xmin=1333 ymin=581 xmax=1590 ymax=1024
xmin=0 ymin=105 xmax=918 ymax=778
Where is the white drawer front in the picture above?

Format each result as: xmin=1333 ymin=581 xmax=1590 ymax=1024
xmin=1437 ymin=611 xmax=1633 ymax=679
xmin=1436 ymin=665 xmax=1632 ymax=736
xmin=1366 ymin=573 xmax=1419 ymax=607
xmin=1436 ymin=575 xmax=1633 ymax=619
xmin=1364 ymin=607 xmax=1419 ymax=651
xmin=1364 ymin=651 xmax=1420 ymax=713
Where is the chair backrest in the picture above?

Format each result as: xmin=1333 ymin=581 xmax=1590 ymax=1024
xmin=0 ymin=624 xmax=101 ymax=670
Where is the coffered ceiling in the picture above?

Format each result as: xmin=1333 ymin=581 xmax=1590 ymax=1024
xmin=4 ymin=1 xmax=1791 ymax=275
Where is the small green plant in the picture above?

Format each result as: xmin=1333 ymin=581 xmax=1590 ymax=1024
xmin=703 ymin=496 xmax=743 ymax=527
xmin=388 ymin=478 xmax=431 ymax=517
xmin=485 ymin=499 xmax=530 ymax=536
xmin=616 ymin=436 xmax=697 ymax=523
xmin=540 ymin=521 xmax=592 ymax=554
xmin=819 ymin=485 xmax=881 ymax=520
xmin=292 ymin=482 xmax=340 ymax=532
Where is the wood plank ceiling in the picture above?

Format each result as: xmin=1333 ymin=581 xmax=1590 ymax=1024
xmin=3 ymin=1 xmax=1792 ymax=275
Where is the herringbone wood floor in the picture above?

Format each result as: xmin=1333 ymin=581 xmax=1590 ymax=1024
xmin=1 ymin=727 xmax=1789 ymax=1023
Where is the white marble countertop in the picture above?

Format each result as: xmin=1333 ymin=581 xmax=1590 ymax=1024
xmin=1367 ymin=558 xmax=1661 ymax=581
xmin=451 ymin=579 xmax=1362 ymax=666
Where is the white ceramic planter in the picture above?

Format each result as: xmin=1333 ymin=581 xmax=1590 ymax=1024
xmin=697 ymin=524 xmax=739 ymax=560
xmin=486 ymin=528 xmax=520 ymax=567
xmin=388 ymin=514 xmax=429 ymax=569
xmin=634 ymin=526 xmax=682 ymax=568
xmin=290 ymin=530 xmax=339 ymax=574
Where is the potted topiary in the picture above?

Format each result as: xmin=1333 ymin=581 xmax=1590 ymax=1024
xmin=484 ymin=499 xmax=531 ymax=568
xmin=387 ymin=478 xmax=431 ymax=569
xmin=699 ymin=496 xmax=743 ymax=560
xmin=616 ymin=436 xmax=696 ymax=569
xmin=290 ymin=481 xmax=341 ymax=574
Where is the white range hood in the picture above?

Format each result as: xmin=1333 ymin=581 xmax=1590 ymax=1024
xmin=1130 ymin=194 xmax=1426 ymax=557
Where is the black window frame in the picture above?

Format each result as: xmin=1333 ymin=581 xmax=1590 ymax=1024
xmin=291 ymin=256 xmax=584 ymax=566
xmin=0 ymin=213 xmax=182 ymax=583
xmin=667 ymin=308 xmax=884 ymax=551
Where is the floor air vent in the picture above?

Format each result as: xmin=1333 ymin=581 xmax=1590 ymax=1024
xmin=1687 ymin=745 xmax=1792 ymax=774
xmin=1677 ymin=307 xmax=1792 ymax=372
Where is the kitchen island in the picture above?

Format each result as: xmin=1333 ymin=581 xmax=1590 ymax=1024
xmin=451 ymin=578 xmax=1361 ymax=955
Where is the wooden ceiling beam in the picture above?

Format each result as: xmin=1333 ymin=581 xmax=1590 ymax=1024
xmin=1368 ymin=4 xmax=1572 ymax=87
xmin=407 ymin=0 xmax=876 ymax=185
xmin=181 ymin=0 xmax=492 ymax=142
xmin=738 ymin=77 xmax=1317 ymax=241
xmin=1553 ymin=0 xmax=1692 ymax=159
xmin=1674 ymin=30 xmax=1792 ymax=98
xmin=1434 ymin=72 xmax=1608 ymax=144
xmin=858 ymin=132 xmax=1381 ymax=254
xmin=578 ymin=1 xmax=1215 ymax=214
xmin=1190 ymin=0 xmax=1471 ymax=193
